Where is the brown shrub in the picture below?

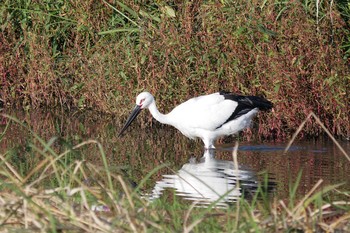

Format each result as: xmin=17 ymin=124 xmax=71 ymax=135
xmin=1 ymin=0 xmax=349 ymax=139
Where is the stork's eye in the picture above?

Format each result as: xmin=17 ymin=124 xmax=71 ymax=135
xmin=139 ymin=98 xmax=145 ymax=105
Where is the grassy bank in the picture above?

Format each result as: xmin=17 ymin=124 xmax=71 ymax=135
xmin=0 ymin=115 xmax=350 ymax=232
xmin=1 ymin=0 xmax=350 ymax=140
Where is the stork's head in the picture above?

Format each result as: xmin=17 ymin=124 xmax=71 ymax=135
xmin=118 ymin=91 xmax=154 ymax=137
xmin=136 ymin=91 xmax=154 ymax=109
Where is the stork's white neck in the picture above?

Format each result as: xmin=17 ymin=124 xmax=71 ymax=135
xmin=148 ymin=101 xmax=170 ymax=125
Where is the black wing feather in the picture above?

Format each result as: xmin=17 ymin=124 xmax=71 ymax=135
xmin=217 ymin=91 xmax=273 ymax=128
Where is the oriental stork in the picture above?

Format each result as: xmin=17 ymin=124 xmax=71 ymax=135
xmin=119 ymin=91 xmax=273 ymax=149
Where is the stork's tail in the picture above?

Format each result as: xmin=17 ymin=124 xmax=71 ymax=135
xmin=247 ymin=96 xmax=273 ymax=111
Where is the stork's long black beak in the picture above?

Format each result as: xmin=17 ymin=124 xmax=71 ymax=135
xmin=118 ymin=105 xmax=142 ymax=137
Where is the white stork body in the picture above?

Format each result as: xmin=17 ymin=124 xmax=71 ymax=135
xmin=119 ymin=91 xmax=273 ymax=149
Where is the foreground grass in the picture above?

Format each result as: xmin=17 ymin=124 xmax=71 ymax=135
xmin=0 ymin=114 xmax=350 ymax=232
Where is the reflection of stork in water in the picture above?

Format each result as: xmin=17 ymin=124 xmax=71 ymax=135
xmin=146 ymin=150 xmax=275 ymax=208
xmin=119 ymin=91 xmax=273 ymax=149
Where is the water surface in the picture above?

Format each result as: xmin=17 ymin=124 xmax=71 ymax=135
xmin=1 ymin=110 xmax=349 ymax=203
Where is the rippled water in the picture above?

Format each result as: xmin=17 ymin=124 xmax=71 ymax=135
xmin=145 ymin=149 xmax=276 ymax=208
xmin=1 ymin=110 xmax=349 ymax=205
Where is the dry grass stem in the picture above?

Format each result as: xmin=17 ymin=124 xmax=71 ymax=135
xmin=284 ymin=112 xmax=350 ymax=162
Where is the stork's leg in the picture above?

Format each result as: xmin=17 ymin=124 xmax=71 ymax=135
xmin=206 ymin=145 xmax=216 ymax=150
xmin=201 ymin=148 xmax=215 ymax=161
xmin=203 ymin=138 xmax=215 ymax=150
